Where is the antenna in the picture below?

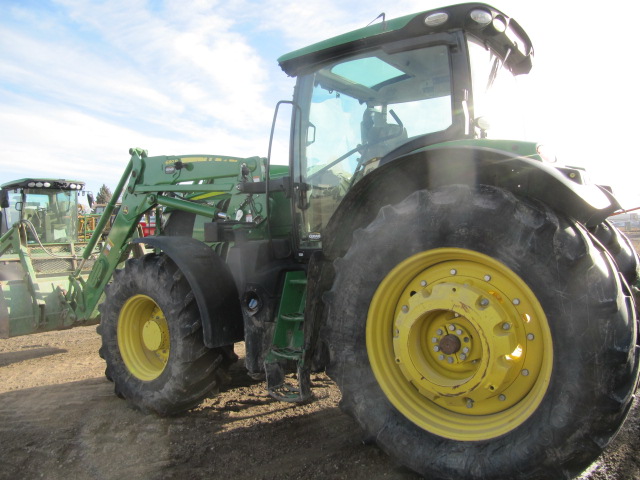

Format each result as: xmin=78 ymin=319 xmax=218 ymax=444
xmin=367 ymin=12 xmax=386 ymax=30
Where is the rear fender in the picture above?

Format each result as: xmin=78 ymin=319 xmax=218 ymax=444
xmin=132 ymin=236 xmax=243 ymax=348
xmin=323 ymin=145 xmax=621 ymax=260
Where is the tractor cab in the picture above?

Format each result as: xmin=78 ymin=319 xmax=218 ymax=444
xmin=0 ymin=178 xmax=87 ymax=243
xmin=277 ymin=4 xmax=534 ymax=251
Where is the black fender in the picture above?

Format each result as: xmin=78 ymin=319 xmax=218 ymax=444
xmin=323 ymin=144 xmax=621 ymax=260
xmin=132 ymin=236 xmax=243 ymax=348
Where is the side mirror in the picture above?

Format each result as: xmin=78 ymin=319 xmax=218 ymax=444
xmin=0 ymin=190 xmax=9 ymax=209
xmin=87 ymin=193 xmax=94 ymax=208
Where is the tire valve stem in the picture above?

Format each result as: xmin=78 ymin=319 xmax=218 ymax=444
xmin=499 ymin=394 xmax=506 ymax=401
xmin=466 ymin=398 xmax=474 ymax=409
xmin=402 ymin=305 xmax=409 ymax=313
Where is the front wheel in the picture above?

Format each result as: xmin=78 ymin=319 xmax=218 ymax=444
xmin=326 ymin=185 xmax=639 ymax=480
xmin=99 ymin=253 xmax=234 ymax=415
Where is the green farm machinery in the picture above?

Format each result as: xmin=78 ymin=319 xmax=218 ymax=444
xmin=1 ymin=3 xmax=639 ymax=479
xmin=0 ymin=178 xmax=103 ymax=336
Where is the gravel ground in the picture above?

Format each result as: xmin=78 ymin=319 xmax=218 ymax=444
xmin=0 ymin=326 xmax=638 ymax=480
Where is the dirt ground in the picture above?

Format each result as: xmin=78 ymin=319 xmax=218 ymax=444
xmin=0 ymin=326 xmax=638 ymax=480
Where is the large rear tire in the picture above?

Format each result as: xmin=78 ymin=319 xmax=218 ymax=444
xmin=326 ymin=185 xmax=639 ymax=480
xmin=99 ymin=253 xmax=234 ymax=415
xmin=590 ymin=219 xmax=639 ymax=287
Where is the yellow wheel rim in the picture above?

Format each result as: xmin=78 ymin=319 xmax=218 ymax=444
xmin=117 ymin=294 xmax=170 ymax=381
xmin=367 ymin=248 xmax=553 ymax=441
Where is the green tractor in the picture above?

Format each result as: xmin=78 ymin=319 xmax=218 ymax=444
xmin=2 ymin=3 xmax=639 ymax=479
xmin=0 ymin=178 xmax=102 ymax=336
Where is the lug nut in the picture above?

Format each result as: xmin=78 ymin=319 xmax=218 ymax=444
xmin=456 ymin=329 xmax=463 ymax=335
xmin=448 ymin=325 xmax=455 ymax=331
xmin=521 ymin=369 xmax=529 ymax=376
xmin=484 ymin=275 xmax=491 ymax=281
xmin=436 ymin=329 xmax=443 ymax=335
xmin=450 ymin=269 xmax=457 ymax=275
xmin=462 ymin=347 xmax=470 ymax=354
xmin=438 ymin=354 xmax=445 ymax=361
xmin=432 ymin=337 xmax=438 ymax=343
xmin=433 ymin=346 xmax=440 ymax=352
xmin=459 ymin=353 xmax=467 ymax=360
xmin=447 ymin=356 xmax=454 ymax=364
xmin=420 ymin=280 xmax=427 ymax=287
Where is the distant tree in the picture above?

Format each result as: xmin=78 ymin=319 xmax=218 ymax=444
xmin=96 ymin=184 xmax=113 ymax=204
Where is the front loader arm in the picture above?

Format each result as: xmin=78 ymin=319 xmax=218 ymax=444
xmin=66 ymin=148 xmax=261 ymax=322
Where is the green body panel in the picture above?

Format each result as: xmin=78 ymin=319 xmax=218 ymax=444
xmin=277 ymin=14 xmax=414 ymax=66
xmin=266 ymin=270 xmax=307 ymax=361
xmin=426 ymin=138 xmax=539 ymax=158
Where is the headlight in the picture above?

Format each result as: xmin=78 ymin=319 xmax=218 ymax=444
xmin=425 ymin=12 xmax=448 ymax=27
xmin=469 ymin=9 xmax=492 ymax=25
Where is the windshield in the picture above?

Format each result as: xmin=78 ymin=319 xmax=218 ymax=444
xmin=20 ymin=188 xmax=78 ymax=243
xmin=295 ymin=43 xmax=453 ymax=248
xmin=467 ymin=36 xmax=526 ymax=139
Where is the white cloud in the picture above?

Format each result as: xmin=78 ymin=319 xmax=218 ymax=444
xmin=0 ymin=0 xmax=638 ymax=207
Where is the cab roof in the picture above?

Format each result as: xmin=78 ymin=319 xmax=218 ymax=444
xmin=278 ymin=3 xmax=533 ymax=77
xmin=1 ymin=178 xmax=85 ymax=190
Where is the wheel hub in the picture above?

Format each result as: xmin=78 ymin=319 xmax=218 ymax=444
xmin=117 ymin=295 xmax=170 ymax=381
xmin=438 ymin=334 xmax=460 ymax=355
xmin=142 ymin=320 xmax=163 ymax=351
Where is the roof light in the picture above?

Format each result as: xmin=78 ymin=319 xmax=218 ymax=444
xmin=43 ymin=182 xmax=51 ymax=188
xmin=27 ymin=182 xmax=36 ymax=187
xmin=69 ymin=183 xmax=77 ymax=189
xmin=35 ymin=182 xmax=43 ymax=187
xmin=470 ymin=9 xmax=492 ymax=25
xmin=424 ymin=12 xmax=448 ymax=27
xmin=492 ymin=16 xmax=507 ymax=33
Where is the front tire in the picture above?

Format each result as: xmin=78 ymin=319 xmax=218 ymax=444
xmin=326 ymin=185 xmax=639 ymax=480
xmin=99 ymin=253 xmax=234 ymax=415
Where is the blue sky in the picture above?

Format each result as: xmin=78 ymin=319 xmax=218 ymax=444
xmin=1 ymin=0 xmax=639 ymax=209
